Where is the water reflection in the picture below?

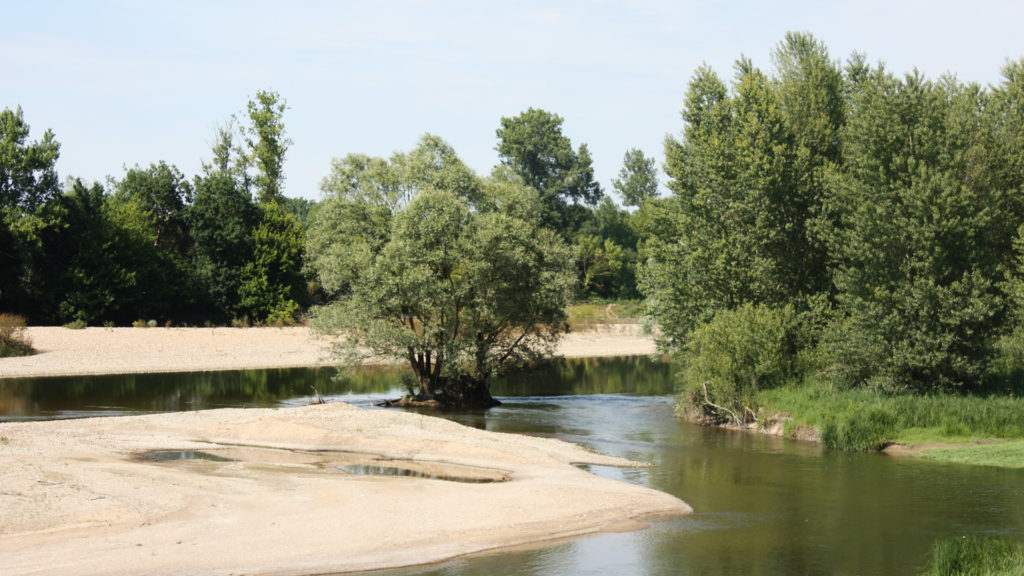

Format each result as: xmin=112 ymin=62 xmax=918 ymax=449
xmin=0 ymin=356 xmax=670 ymax=421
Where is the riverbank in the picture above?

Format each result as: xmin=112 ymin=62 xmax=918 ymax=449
xmin=0 ymin=324 xmax=657 ymax=379
xmin=701 ymin=386 xmax=1024 ymax=469
xmin=0 ymin=402 xmax=691 ymax=576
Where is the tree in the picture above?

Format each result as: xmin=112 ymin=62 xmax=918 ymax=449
xmin=0 ymin=107 xmax=60 ymax=312
xmin=32 ymin=180 xmax=144 ymax=324
xmin=0 ymin=106 xmax=60 ymax=214
xmin=245 ymin=90 xmax=290 ymax=205
xmin=308 ymin=135 xmax=575 ymax=408
xmin=642 ymin=39 xmax=840 ymax=348
xmin=201 ymin=115 xmax=251 ymax=191
xmin=576 ymin=234 xmax=625 ymax=297
xmin=115 ymin=162 xmax=193 ymax=256
xmin=187 ymin=172 xmax=260 ymax=321
xmin=237 ymin=202 xmax=307 ymax=324
xmin=495 ymin=108 xmax=602 ymax=235
xmin=612 ymin=148 xmax=659 ymax=207
xmin=644 ymin=61 xmax=801 ymax=346
xmin=107 ymin=171 xmax=194 ymax=322
xmin=819 ymin=69 xmax=1002 ymax=392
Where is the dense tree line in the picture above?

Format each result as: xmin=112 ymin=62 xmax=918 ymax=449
xmin=0 ymin=91 xmax=308 ymax=326
xmin=1 ymin=96 xmax=648 ymax=327
xmin=641 ymin=33 xmax=1024 ymax=420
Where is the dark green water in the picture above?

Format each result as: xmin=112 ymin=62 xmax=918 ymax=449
xmin=2 ymin=357 xmax=1022 ymax=575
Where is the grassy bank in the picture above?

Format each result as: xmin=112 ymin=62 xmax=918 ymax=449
xmin=923 ymin=536 xmax=1024 ymax=576
xmin=750 ymin=385 xmax=1024 ymax=467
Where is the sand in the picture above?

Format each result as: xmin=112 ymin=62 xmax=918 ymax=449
xmin=0 ymin=324 xmax=658 ymax=379
xmin=0 ymin=325 xmax=689 ymax=576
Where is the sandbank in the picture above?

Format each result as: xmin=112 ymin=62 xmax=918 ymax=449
xmin=0 ymin=326 xmax=689 ymax=575
xmin=0 ymin=324 xmax=658 ymax=379
xmin=0 ymin=403 xmax=691 ymax=575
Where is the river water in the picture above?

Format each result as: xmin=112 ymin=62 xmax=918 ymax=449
xmin=2 ymin=357 xmax=1022 ymax=575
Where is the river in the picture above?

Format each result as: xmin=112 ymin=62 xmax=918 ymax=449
xmin=2 ymin=357 xmax=1022 ymax=575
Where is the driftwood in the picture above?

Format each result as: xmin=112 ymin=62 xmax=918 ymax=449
xmin=307 ymin=385 xmax=326 ymax=405
xmin=700 ymin=381 xmax=743 ymax=425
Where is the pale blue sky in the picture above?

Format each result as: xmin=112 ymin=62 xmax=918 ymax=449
xmin=3 ymin=1 xmax=1022 ymax=201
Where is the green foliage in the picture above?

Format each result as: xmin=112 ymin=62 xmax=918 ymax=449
xmin=110 ymin=161 xmax=196 ymax=319
xmin=649 ymin=37 xmax=1024 ymax=403
xmin=309 ymin=135 xmax=575 ymax=407
xmin=237 ymin=202 xmax=307 ymax=323
xmin=245 ymin=89 xmax=291 ymax=204
xmin=612 ymin=148 xmax=659 ymax=207
xmin=0 ymin=313 xmax=34 ymax=357
xmin=923 ymin=536 xmax=1024 ymax=576
xmin=576 ymin=234 xmax=624 ymax=297
xmin=187 ymin=172 xmax=259 ymax=321
xmin=1 ymin=106 xmax=61 ymax=313
xmin=681 ymin=303 xmax=799 ymax=424
xmin=575 ymin=197 xmax=641 ymax=299
xmin=643 ymin=40 xmax=837 ymax=348
xmin=0 ymin=106 xmax=61 ymax=213
xmin=820 ymin=69 xmax=1002 ymax=392
xmin=495 ymin=108 xmax=602 ymax=235
xmin=29 ymin=179 xmax=155 ymax=325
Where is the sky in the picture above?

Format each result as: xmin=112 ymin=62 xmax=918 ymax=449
xmin=3 ymin=1 xmax=1023 ymax=202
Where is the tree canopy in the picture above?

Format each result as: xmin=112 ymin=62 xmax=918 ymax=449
xmin=643 ymin=34 xmax=1024 ymax=419
xmin=495 ymin=108 xmax=602 ymax=235
xmin=308 ymin=135 xmax=575 ymax=407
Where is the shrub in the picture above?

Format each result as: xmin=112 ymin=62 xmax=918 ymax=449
xmin=681 ymin=303 xmax=799 ymax=424
xmin=0 ymin=314 xmax=35 ymax=357
xmin=62 ymin=318 xmax=87 ymax=330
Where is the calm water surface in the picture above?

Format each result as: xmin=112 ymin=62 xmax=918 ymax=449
xmin=2 ymin=357 xmax=1022 ymax=575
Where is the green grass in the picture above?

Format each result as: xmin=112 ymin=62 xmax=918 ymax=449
xmin=923 ymin=536 xmax=1024 ymax=576
xmin=566 ymin=299 xmax=644 ymax=331
xmin=918 ymin=441 xmax=1024 ymax=469
xmin=752 ymin=384 xmax=1024 ymax=456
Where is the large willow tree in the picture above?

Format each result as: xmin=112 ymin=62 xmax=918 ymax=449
xmin=307 ymin=136 xmax=575 ymax=408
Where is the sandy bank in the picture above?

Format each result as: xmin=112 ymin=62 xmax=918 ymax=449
xmin=0 ymin=324 xmax=657 ymax=379
xmin=0 ymin=402 xmax=691 ymax=575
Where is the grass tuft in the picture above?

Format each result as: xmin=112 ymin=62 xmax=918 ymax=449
xmin=923 ymin=536 xmax=1024 ymax=576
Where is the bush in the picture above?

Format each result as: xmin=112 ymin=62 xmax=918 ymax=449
xmin=924 ymin=536 xmax=1024 ymax=576
xmin=681 ymin=303 xmax=799 ymax=424
xmin=62 ymin=318 xmax=87 ymax=330
xmin=0 ymin=313 xmax=35 ymax=357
